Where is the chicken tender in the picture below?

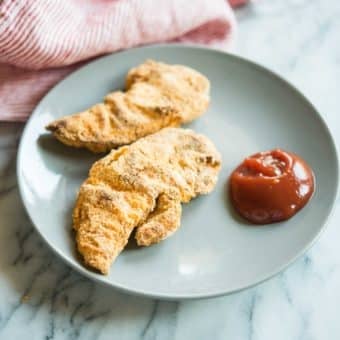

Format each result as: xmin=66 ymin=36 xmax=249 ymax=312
xmin=73 ymin=128 xmax=221 ymax=274
xmin=46 ymin=60 xmax=210 ymax=153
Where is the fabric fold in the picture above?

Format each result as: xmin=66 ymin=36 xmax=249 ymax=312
xmin=0 ymin=0 xmax=245 ymax=121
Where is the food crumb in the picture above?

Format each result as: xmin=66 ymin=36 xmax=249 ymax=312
xmin=21 ymin=294 xmax=30 ymax=303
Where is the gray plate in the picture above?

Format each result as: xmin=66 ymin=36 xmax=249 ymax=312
xmin=17 ymin=45 xmax=339 ymax=300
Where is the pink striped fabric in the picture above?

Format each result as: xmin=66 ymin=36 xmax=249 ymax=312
xmin=0 ymin=0 xmax=247 ymax=121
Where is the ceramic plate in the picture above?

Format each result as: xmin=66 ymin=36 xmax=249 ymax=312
xmin=17 ymin=45 xmax=338 ymax=299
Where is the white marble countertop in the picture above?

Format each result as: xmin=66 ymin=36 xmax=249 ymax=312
xmin=1 ymin=0 xmax=339 ymax=339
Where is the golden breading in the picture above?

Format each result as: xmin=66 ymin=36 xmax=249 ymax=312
xmin=46 ymin=60 xmax=210 ymax=153
xmin=73 ymin=128 xmax=221 ymax=274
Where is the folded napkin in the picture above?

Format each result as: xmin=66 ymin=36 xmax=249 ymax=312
xmin=0 ymin=0 xmax=247 ymax=121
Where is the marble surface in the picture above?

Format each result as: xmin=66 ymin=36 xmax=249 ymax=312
xmin=1 ymin=0 xmax=340 ymax=338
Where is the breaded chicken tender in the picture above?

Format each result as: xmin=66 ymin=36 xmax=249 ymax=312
xmin=46 ymin=60 xmax=210 ymax=153
xmin=73 ymin=128 xmax=221 ymax=274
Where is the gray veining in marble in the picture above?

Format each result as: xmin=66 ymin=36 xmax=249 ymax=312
xmin=0 ymin=0 xmax=339 ymax=339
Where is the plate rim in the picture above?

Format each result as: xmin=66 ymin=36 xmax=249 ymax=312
xmin=16 ymin=43 xmax=339 ymax=300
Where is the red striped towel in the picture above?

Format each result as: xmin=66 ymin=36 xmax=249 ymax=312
xmin=0 ymin=0 xmax=247 ymax=121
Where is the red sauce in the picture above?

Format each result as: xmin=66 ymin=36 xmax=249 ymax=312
xmin=229 ymin=149 xmax=315 ymax=224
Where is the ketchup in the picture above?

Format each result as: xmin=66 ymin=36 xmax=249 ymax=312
xmin=229 ymin=149 xmax=315 ymax=224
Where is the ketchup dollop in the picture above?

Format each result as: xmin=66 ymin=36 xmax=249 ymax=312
xmin=229 ymin=149 xmax=315 ymax=224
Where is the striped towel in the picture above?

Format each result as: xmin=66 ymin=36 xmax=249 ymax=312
xmin=0 ymin=0 xmax=247 ymax=121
